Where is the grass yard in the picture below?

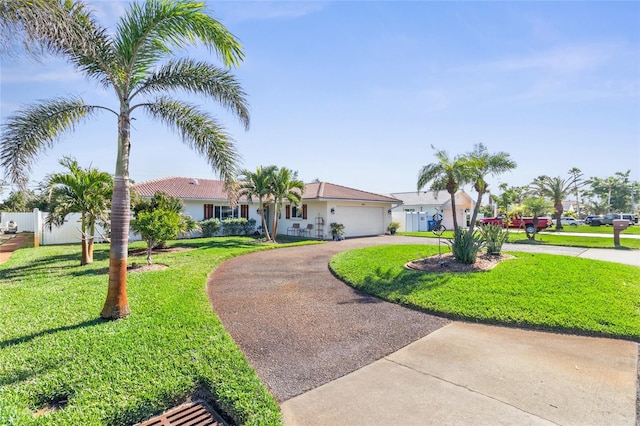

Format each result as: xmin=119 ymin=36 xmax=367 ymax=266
xmin=0 ymin=237 xmax=316 ymax=426
xmin=329 ymin=245 xmax=640 ymax=341
xmin=546 ymin=225 xmax=640 ymax=235
xmin=398 ymin=229 xmax=640 ymax=249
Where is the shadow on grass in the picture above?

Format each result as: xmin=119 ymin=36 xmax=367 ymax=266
xmin=0 ymin=249 xmax=111 ymax=280
xmin=0 ymin=318 xmax=105 ymax=349
xmin=351 ymin=266 xmax=452 ymax=302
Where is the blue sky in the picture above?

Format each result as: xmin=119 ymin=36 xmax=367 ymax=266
xmin=1 ymin=1 xmax=639 ymax=201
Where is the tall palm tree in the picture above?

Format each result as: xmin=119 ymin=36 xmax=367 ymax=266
xmin=417 ymin=147 xmax=470 ymax=230
xmin=44 ymin=157 xmax=113 ymax=265
xmin=568 ymin=167 xmax=584 ymax=218
xmin=530 ymin=175 xmax=575 ymax=230
xmin=269 ymin=167 xmax=304 ymax=240
xmin=238 ymin=166 xmax=278 ymax=242
xmin=465 ymin=143 xmax=516 ymax=232
xmin=0 ymin=1 xmax=249 ymax=319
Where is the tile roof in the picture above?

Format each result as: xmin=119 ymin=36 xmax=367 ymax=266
xmin=132 ymin=177 xmax=229 ymax=200
xmin=304 ymin=182 xmax=401 ymax=203
xmin=132 ymin=177 xmax=401 ymax=204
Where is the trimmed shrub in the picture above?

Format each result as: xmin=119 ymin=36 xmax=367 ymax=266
xmin=200 ymin=218 xmax=221 ymax=237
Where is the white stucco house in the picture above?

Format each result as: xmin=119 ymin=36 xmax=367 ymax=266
xmin=390 ymin=190 xmax=475 ymax=231
xmin=132 ymin=177 xmax=401 ymax=240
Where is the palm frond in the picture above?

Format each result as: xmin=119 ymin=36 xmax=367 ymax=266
xmin=135 ymin=59 xmax=250 ymax=129
xmin=115 ymin=0 xmax=244 ymax=89
xmin=0 ymin=0 xmax=118 ymax=90
xmin=0 ymin=97 xmax=98 ymax=187
xmin=142 ymin=97 xmax=241 ymax=187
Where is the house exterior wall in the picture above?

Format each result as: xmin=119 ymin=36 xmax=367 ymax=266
xmin=275 ymin=200 xmax=393 ymax=239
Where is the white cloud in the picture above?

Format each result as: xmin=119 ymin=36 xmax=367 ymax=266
xmin=481 ymin=43 xmax=621 ymax=74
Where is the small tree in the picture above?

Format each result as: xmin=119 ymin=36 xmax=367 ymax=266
xmin=131 ymin=191 xmax=198 ymax=264
xmin=522 ymin=197 xmax=553 ymax=241
xmin=44 ymin=157 xmax=113 ymax=265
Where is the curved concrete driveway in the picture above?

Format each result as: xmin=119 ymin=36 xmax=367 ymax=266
xmin=208 ymin=236 xmax=639 ymax=425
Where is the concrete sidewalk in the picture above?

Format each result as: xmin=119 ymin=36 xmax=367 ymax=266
xmin=281 ymin=322 xmax=638 ymax=425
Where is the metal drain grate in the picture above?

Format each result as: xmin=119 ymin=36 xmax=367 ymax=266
xmin=138 ymin=402 xmax=226 ymax=426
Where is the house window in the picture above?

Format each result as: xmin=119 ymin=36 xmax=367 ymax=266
xmin=288 ymin=204 xmax=307 ymax=219
xmin=215 ymin=205 xmax=237 ymax=220
xmin=205 ymin=204 xmax=242 ymax=220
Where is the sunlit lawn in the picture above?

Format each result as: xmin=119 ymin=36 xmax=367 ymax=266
xmin=399 ymin=228 xmax=640 ymax=249
xmin=330 ymin=245 xmax=640 ymax=341
xmin=0 ymin=237 xmax=318 ymax=426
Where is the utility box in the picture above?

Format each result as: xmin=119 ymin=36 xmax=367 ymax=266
xmin=612 ymin=219 xmax=629 ymax=246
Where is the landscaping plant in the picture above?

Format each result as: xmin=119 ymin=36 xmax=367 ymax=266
xmin=479 ymin=224 xmax=509 ymax=254
xmin=449 ymin=228 xmax=484 ymax=264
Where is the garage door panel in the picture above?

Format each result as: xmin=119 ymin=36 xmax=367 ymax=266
xmin=339 ymin=207 xmax=384 ymax=237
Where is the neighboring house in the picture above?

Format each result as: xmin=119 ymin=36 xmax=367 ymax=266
xmin=390 ymin=190 xmax=475 ymax=231
xmin=132 ymin=177 xmax=401 ymax=239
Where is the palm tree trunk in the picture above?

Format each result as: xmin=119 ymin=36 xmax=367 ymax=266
xmin=555 ymin=202 xmax=564 ymax=229
xmin=468 ymin=191 xmax=484 ymax=233
xmin=449 ymin=191 xmax=459 ymax=230
xmin=87 ymin=221 xmax=95 ymax=264
xmin=80 ymin=213 xmax=89 ymax=265
xmin=101 ymin=111 xmax=131 ymax=319
xmin=259 ymin=202 xmax=271 ymax=241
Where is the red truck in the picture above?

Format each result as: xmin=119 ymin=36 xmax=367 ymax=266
xmin=479 ymin=215 xmax=553 ymax=233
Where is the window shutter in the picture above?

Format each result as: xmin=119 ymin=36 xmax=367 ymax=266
xmin=241 ymin=205 xmax=249 ymax=219
xmin=302 ymin=204 xmax=307 ymax=219
xmin=286 ymin=205 xmax=291 ymax=219
xmin=204 ymin=204 xmax=214 ymax=220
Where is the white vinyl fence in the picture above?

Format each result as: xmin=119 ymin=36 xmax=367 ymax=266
xmin=1 ymin=209 xmax=110 ymax=245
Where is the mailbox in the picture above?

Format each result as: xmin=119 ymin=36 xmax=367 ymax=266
xmin=612 ymin=219 xmax=629 ymax=246
xmin=613 ymin=219 xmax=629 ymax=231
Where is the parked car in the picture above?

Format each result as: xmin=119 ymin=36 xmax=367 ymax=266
xmin=591 ymin=213 xmax=637 ymax=226
xmin=584 ymin=215 xmax=603 ymax=225
xmin=5 ymin=220 xmax=18 ymax=234
xmin=559 ymin=217 xmax=582 ymax=226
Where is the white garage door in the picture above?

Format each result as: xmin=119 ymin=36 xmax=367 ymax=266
xmin=338 ymin=207 xmax=385 ymax=237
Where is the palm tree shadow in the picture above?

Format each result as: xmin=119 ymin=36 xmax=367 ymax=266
xmin=358 ymin=266 xmax=452 ymax=300
xmin=0 ymin=318 xmax=105 ymax=349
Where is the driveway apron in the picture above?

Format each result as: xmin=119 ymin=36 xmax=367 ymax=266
xmin=207 ymin=236 xmax=449 ymax=402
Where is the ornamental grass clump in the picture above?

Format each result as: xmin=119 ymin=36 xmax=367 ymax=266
xmin=449 ymin=228 xmax=485 ymax=264
xmin=479 ymin=224 xmax=509 ymax=254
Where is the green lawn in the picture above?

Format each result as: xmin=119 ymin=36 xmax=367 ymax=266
xmin=398 ymin=229 xmax=640 ymax=249
xmin=329 ymin=245 xmax=640 ymax=341
xmin=0 ymin=237 xmax=316 ymax=426
xmin=545 ymin=224 xmax=640 ymax=235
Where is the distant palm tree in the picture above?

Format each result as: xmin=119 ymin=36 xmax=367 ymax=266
xmin=530 ymin=175 xmax=575 ymax=230
xmin=568 ymin=167 xmax=584 ymax=218
xmin=270 ymin=167 xmax=304 ymax=239
xmin=238 ymin=166 xmax=278 ymax=242
xmin=465 ymin=143 xmax=516 ymax=232
xmin=417 ymin=147 xmax=470 ymax=230
xmin=522 ymin=196 xmax=553 ymax=240
xmin=44 ymin=157 xmax=112 ymax=265
xmin=0 ymin=1 xmax=249 ymax=319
